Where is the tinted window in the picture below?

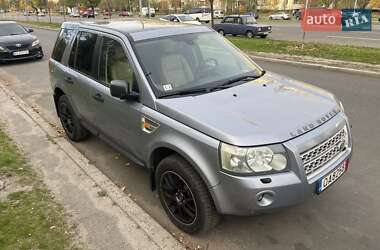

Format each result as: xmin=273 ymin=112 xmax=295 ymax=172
xmin=52 ymin=28 xmax=75 ymax=62
xmin=99 ymin=37 xmax=136 ymax=91
xmin=68 ymin=31 xmax=98 ymax=76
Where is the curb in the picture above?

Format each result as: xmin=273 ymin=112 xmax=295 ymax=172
xmin=248 ymin=52 xmax=380 ymax=77
xmin=0 ymin=81 xmax=184 ymax=250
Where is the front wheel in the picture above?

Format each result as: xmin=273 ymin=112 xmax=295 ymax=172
xmin=156 ymin=155 xmax=219 ymax=234
xmin=246 ymin=31 xmax=254 ymax=38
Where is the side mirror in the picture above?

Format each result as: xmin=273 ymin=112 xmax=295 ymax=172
xmin=110 ymin=80 xmax=139 ymax=101
xmin=27 ymin=28 xmax=33 ymax=33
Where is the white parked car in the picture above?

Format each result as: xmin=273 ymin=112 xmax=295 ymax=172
xmin=141 ymin=7 xmax=155 ymax=17
xmin=214 ymin=10 xmax=224 ymax=19
xmin=160 ymin=14 xmax=201 ymax=25
xmin=185 ymin=8 xmax=211 ymax=23
xmin=37 ymin=12 xmax=46 ymax=17
xmin=269 ymin=12 xmax=290 ymax=20
xmin=69 ymin=12 xmax=80 ymax=18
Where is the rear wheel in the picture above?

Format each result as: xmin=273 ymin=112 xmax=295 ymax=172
xmin=246 ymin=31 xmax=254 ymax=38
xmin=58 ymin=95 xmax=89 ymax=142
xmin=156 ymin=155 xmax=219 ymax=234
xmin=218 ymin=29 xmax=225 ymax=36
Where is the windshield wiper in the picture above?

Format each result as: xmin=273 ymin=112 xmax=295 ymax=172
xmin=161 ymin=87 xmax=211 ymax=98
xmin=212 ymin=70 xmax=266 ymax=90
xmin=160 ymin=70 xmax=266 ymax=98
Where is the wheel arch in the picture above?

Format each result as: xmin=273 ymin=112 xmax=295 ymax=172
xmin=148 ymin=142 xmax=219 ymax=192
xmin=53 ymin=87 xmax=65 ymax=116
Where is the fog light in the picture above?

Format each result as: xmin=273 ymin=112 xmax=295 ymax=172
xmin=256 ymin=191 xmax=275 ymax=207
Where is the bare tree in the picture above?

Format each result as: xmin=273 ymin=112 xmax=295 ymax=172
xmin=209 ymin=0 xmax=214 ymax=27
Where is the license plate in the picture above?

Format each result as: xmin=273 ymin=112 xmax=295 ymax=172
xmin=316 ymin=160 xmax=348 ymax=194
xmin=13 ymin=50 xmax=29 ymax=56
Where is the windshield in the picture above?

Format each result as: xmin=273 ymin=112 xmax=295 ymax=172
xmin=178 ymin=15 xmax=194 ymax=21
xmin=0 ymin=23 xmax=27 ymax=36
xmin=134 ymin=32 xmax=262 ymax=97
xmin=245 ymin=17 xmax=257 ymax=24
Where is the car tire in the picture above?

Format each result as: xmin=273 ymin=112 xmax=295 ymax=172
xmin=269 ymin=16 xmax=272 ymax=20
xmin=260 ymin=34 xmax=268 ymax=38
xmin=196 ymin=18 xmax=200 ymax=22
xmin=246 ymin=31 xmax=254 ymax=38
xmin=156 ymin=154 xmax=220 ymax=234
xmin=218 ymin=29 xmax=225 ymax=36
xmin=58 ymin=95 xmax=90 ymax=142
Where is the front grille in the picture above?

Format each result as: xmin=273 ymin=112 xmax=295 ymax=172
xmin=301 ymin=126 xmax=348 ymax=177
xmin=6 ymin=44 xmax=30 ymax=50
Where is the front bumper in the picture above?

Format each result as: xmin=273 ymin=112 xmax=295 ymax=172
xmin=210 ymin=113 xmax=353 ymax=215
xmin=0 ymin=45 xmax=43 ymax=62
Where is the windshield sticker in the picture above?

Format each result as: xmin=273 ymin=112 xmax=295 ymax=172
xmin=163 ymin=84 xmax=173 ymax=91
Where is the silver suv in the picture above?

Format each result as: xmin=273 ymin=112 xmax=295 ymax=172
xmin=49 ymin=21 xmax=353 ymax=233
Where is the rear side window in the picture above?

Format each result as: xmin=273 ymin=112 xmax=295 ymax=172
xmin=68 ymin=31 xmax=98 ymax=76
xmin=52 ymin=28 xmax=75 ymax=62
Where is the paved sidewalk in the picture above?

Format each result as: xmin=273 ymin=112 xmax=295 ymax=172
xmin=0 ymin=81 xmax=184 ymax=250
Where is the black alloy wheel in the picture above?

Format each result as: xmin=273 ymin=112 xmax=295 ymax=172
xmin=160 ymin=171 xmax=197 ymax=225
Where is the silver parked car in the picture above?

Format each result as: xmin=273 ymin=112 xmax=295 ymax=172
xmin=269 ymin=12 xmax=291 ymax=20
xmin=49 ymin=20 xmax=353 ymax=233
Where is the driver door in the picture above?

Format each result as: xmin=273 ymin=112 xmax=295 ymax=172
xmin=88 ymin=35 xmax=144 ymax=160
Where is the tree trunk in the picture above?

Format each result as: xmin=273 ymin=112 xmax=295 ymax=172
xmin=210 ymin=0 xmax=214 ymax=27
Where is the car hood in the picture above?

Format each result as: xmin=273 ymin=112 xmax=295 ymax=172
xmin=156 ymin=72 xmax=341 ymax=146
xmin=0 ymin=33 xmax=37 ymax=46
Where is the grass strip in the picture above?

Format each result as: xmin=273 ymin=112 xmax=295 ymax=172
xmin=0 ymin=129 xmax=81 ymax=250
xmin=229 ymin=37 xmax=380 ymax=65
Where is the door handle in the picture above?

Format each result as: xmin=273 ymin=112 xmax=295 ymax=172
xmin=92 ymin=93 xmax=104 ymax=103
xmin=64 ymin=76 xmax=74 ymax=84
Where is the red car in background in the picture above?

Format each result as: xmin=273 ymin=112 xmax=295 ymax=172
xmin=119 ymin=11 xmax=132 ymax=17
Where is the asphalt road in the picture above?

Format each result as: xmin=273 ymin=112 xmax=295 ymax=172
xmin=2 ymin=12 xmax=380 ymax=48
xmin=0 ymin=28 xmax=379 ymax=250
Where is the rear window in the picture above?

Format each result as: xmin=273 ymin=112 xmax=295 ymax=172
xmin=68 ymin=31 xmax=98 ymax=77
xmin=52 ymin=28 xmax=75 ymax=63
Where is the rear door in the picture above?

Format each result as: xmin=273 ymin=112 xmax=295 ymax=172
xmin=88 ymin=34 xmax=145 ymax=160
xmin=65 ymin=30 xmax=100 ymax=124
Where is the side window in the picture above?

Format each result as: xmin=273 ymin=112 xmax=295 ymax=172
xmin=68 ymin=31 xmax=98 ymax=77
xmin=99 ymin=37 xmax=137 ymax=92
xmin=52 ymin=28 xmax=74 ymax=62
xmin=224 ymin=17 xmax=234 ymax=23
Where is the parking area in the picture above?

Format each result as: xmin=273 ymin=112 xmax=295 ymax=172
xmin=0 ymin=27 xmax=379 ymax=249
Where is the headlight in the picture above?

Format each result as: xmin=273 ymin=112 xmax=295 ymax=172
xmin=220 ymin=143 xmax=288 ymax=174
xmin=257 ymin=27 xmax=262 ymax=31
xmin=32 ymin=40 xmax=40 ymax=47
xmin=0 ymin=46 xmax=6 ymax=52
